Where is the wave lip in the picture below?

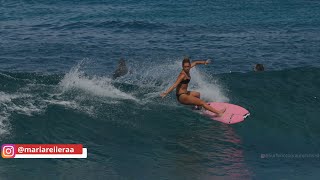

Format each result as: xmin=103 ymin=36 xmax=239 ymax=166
xmin=0 ymin=91 xmax=44 ymax=137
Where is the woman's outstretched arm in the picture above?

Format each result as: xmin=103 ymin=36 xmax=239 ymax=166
xmin=160 ymin=74 xmax=185 ymax=98
xmin=191 ymin=59 xmax=210 ymax=68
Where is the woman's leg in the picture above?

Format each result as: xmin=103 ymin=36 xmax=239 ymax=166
xmin=179 ymin=95 xmax=225 ymax=116
xmin=189 ymin=91 xmax=201 ymax=109
xmin=189 ymin=91 xmax=200 ymax=98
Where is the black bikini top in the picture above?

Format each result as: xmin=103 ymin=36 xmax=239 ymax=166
xmin=180 ymin=78 xmax=190 ymax=84
xmin=180 ymin=73 xmax=191 ymax=84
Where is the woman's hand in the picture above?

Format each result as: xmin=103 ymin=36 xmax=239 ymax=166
xmin=160 ymin=92 xmax=168 ymax=98
xmin=205 ymin=59 xmax=211 ymax=65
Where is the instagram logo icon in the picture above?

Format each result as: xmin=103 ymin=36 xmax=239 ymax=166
xmin=1 ymin=144 xmax=15 ymax=158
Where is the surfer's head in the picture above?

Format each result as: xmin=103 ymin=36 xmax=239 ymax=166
xmin=118 ymin=58 xmax=126 ymax=66
xmin=112 ymin=58 xmax=128 ymax=79
xmin=254 ymin=64 xmax=264 ymax=71
xmin=182 ymin=57 xmax=191 ymax=72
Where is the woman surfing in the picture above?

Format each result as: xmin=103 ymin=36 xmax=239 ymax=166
xmin=160 ymin=57 xmax=226 ymax=117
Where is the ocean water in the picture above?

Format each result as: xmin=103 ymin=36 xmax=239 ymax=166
xmin=1 ymin=0 xmax=320 ymax=179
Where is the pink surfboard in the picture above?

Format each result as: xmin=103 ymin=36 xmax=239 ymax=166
xmin=201 ymin=102 xmax=250 ymax=124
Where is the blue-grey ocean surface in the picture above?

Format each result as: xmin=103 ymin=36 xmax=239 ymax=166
xmin=1 ymin=0 xmax=320 ymax=179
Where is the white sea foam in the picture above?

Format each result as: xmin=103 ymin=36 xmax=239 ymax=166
xmin=59 ymin=61 xmax=137 ymax=101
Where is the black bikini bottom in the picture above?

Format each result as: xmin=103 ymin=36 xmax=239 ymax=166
xmin=176 ymin=91 xmax=190 ymax=100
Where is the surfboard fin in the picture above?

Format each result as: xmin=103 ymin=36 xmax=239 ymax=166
xmin=243 ymin=113 xmax=250 ymax=119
